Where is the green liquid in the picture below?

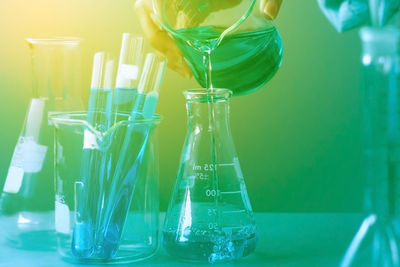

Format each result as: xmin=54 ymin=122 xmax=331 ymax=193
xmin=175 ymin=26 xmax=283 ymax=95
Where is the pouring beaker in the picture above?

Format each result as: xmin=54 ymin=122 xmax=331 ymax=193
xmin=153 ymin=0 xmax=283 ymax=96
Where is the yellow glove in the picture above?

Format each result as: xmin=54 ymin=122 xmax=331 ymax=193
xmin=135 ymin=0 xmax=283 ymax=78
xmin=261 ymin=0 xmax=282 ymax=20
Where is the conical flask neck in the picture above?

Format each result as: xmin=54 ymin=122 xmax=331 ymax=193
xmin=184 ymin=89 xmax=231 ymax=131
xmin=27 ymin=37 xmax=83 ymax=111
xmin=183 ymin=88 xmax=238 ymax=173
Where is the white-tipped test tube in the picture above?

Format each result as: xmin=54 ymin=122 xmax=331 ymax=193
xmin=72 ymin=51 xmax=116 ymax=259
xmin=96 ymin=52 xmax=166 ymax=259
xmin=113 ymin=34 xmax=144 ymax=121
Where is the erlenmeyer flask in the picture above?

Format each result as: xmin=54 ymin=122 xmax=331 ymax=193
xmin=0 ymin=37 xmax=83 ymax=250
xmin=340 ymin=27 xmax=400 ymax=267
xmin=153 ymin=0 xmax=283 ymax=96
xmin=163 ymin=89 xmax=257 ymax=263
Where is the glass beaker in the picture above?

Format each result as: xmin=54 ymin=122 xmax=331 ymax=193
xmin=163 ymin=89 xmax=257 ymax=263
xmin=340 ymin=27 xmax=400 ymax=267
xmin=153 ymin=0 xmax=283 ymax=96
xmin=49 ymin=112 xmax=160 ymax=264
xmin=0 ymin=38 xmax=83 ymax=250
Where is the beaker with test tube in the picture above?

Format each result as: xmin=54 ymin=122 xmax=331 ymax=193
xmin=0 ymin=37 xmax=83 ymax=250
xmin=153 ymin=0 xmax=283 ymax=96
xmin=51 ymin=33 xmax=167 ymax=263
xmin=162 ymin=88 xmax=257 ymax=263
xmin=50 ymin=111 xmax=161 ymax=264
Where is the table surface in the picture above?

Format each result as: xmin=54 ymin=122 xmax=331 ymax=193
xmin=0 ymin=213 xmax=366 ymax=267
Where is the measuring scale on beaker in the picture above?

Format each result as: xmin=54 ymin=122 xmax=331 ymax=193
xmin=162 ymin=89 xmax=257 ymax=263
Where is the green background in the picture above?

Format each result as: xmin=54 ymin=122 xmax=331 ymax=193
xmin=0 ymin=0 xmax=363 ymax=212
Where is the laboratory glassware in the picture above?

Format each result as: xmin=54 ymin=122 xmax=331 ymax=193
xmin=317 ymin=0 xmax=370 ymax=32
xmin=318 ymin=0 xmax=400 ymax=32
xmin=71 ymin=51 xmax=116 ymax=258
xmin=340 ymin=27 xmax=400 ymax=267
xmin=163 ymin=88 xmax=257 ymax=263
xmin=113 ymin=34 xmax=144 ymax=117
xmin=0 ymin=37 xmax=83 ymax=250
xmin=50 ymin=111 xmax=161 ymax=264
xmin=96 ymin=52 xmax=166 ymax=259
xmin=153 ymin=0 xmax=283 ymax=95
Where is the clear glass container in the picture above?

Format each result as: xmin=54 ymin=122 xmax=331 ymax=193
xmin=0 ymin=38 xmax=83 ymax=250
xmin=163 ymin=89 xmax=257 ymax=263
xmin=49 ymin=112 xmax=160 ymax=264
xmin=153 ymin=0 xmax=283 ymax=96
xmin=340 ymin=27 xmax=400 ymax=267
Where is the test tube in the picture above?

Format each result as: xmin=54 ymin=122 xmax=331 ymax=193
xmin=96 ymin=53 xmax=166 ymax=259
xmin=113 ymin=34 xmax=144 ymax=121
xmin=72 ymin=52 xmax=115 ymax=258
xmin=88 ymin=52 xmax=115 ymax=130
xmin=138 ymin=53 xmax=167 ymax=118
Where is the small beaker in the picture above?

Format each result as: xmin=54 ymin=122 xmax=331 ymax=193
xmin=49 ymin=112 xmax=161 ymax=264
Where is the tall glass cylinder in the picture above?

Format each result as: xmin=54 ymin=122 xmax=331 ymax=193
xmin=341 ymin=27 xmax=400 ymax=267
xmin=0 ymin=38 xmax=83 ymax=250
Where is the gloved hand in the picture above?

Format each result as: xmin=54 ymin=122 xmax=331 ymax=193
xmin=135 ymin=0 xmax=283 ymax=78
